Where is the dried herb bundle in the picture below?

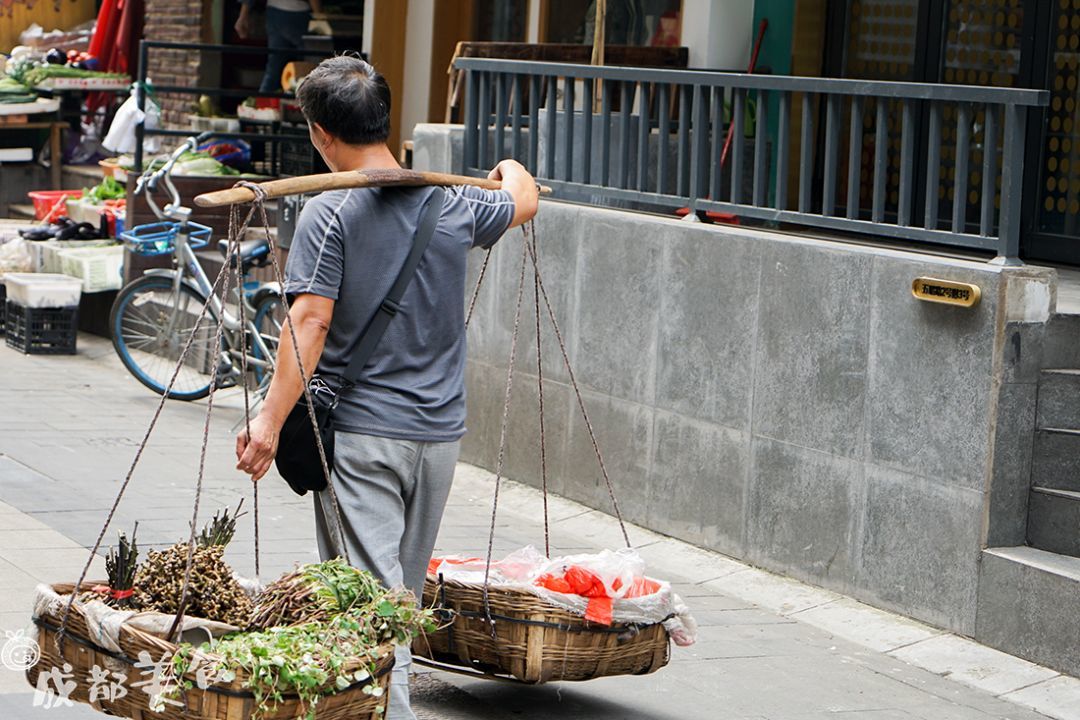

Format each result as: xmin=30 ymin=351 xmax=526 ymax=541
xmin=197 ymin=500 xmax=246 ymax=548
xmin=135 ymin=543 xmax=252 ymax=627
xmin=249 ymin=559 xmax=389 ymax=629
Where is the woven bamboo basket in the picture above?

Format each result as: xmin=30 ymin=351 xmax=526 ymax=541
xmin=28 ymin=582 xmax=394 ymax=720
xmin=412 ymin=574 xmax=670 ymax=684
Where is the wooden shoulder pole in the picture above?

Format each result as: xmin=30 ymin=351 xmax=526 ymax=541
xmin=193 ymin=168 xmax=551 ymax=208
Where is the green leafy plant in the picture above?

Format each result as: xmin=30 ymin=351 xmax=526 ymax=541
xmin=171 ymin=580 xmax=436 ymax=720
xmin=83 ymin=175 xmax=126 ymax=204
xmin=250 ymin=559 xmax=388 ymax=629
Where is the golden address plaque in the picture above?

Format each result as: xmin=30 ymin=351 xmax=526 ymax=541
xmin=911 ymin=277 xmax=981 ymax=307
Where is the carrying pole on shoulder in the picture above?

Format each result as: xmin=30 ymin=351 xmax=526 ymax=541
xmin=194 ymin=168 xmax=552 ymax=207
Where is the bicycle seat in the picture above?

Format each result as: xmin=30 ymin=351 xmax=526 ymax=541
xmin=218 ymin=237 xmax=270 ymax=269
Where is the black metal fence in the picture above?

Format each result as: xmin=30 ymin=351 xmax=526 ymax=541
xmin=456 ymin=58 xmax=1048 ymax=261
xmin=133 ymin=41 xmax=336 ymax=173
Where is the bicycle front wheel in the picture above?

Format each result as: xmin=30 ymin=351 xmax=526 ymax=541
xmin=110 ymin=275 xmax=221 ymax=400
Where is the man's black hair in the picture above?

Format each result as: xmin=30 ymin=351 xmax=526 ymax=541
xmin=297 ymin=55 xmax=391 ymax=146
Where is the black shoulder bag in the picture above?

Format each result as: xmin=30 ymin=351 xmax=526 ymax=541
xmin=274 ymin=187 xmax=445 ymax=496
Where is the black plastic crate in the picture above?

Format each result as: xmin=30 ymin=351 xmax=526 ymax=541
xmin=5 ymin=300 xmax=77 ymax=355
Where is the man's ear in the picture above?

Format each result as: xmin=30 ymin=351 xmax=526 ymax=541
xmin=310 ymin=122 xmax=332 ymax=150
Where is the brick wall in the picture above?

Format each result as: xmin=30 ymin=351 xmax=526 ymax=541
xmin=143 ymin=0 xmax=207 ymax=128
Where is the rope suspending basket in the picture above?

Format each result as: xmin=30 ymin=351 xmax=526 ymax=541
xmin=410 ymin=222 xmax=688 ymax=684
xmin=22 ymin=167 xmax=691 ymax=720
xmin=22 ymin=173 xmax=462 ymax=720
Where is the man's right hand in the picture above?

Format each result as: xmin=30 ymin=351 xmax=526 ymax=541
xmin=236 ymin=412 xmax=281 ymax=482
xmin=488 ymin=159 xmax=539 ymax=228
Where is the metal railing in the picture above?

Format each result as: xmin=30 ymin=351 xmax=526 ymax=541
xmin=456 ymin=58 xmax=1049 ymax=261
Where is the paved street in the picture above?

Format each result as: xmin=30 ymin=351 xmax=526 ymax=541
xmin=0 ymin=334 xmax=1078 ymax=719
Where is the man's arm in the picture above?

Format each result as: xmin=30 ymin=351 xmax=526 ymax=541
xmin=488 ymin=159 xmax=539 ymax=228
xmin=236 ymin=293 xmax=334 ymax=481
xmin=235 ymin=0 xmax=254 ymax=40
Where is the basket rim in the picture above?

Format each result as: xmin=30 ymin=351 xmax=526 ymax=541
xmin=426 ymin=574 xmax=673 ymax=635
xmin=37 ymin=582 xmax=395 ymax=700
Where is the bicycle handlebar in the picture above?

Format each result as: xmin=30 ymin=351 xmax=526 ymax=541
xmin=135 ymin=131 xmax=216 ymax=223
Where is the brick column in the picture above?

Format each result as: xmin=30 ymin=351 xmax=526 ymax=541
xmin=143 ymin=0 xmax=209 ymax=129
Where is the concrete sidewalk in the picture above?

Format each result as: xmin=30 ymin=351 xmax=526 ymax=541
xmin=0 ymin=333 xmax=1078 ymax=720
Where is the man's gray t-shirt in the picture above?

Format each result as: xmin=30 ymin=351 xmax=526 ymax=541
xmin=283 ymin=184 xmax=515 ymax=441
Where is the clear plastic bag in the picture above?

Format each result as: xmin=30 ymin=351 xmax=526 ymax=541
xmin=0 ymin=238 xmax=33 ymax=276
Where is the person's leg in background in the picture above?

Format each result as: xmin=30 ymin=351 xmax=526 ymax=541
xmin=314 ymin=433 xmax=458 ymax=720
xmin=260 ymin=7 xmax=311 ymax=93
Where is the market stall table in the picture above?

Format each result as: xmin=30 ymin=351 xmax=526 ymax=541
xmin=0 ymin=97 xmax=64 ymax=189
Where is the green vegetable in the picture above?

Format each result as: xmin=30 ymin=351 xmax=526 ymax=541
xmin=174 ymin=156 xmax=239 ymax=176
xmin=83 ymin=175 xmax=126 ymax=204
xmin=170 ymin=585 xmax=436 ymax=720
xmin=0 ymin=76 xmax=29 ymax=94
xmin=250 ymin=559 xmax=389 ymax=628
xmin=21 ymin=64 xmax=127 ymax=87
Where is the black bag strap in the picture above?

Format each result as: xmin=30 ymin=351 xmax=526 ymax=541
xmin=340 ymin=186 xmax=444 ymax=387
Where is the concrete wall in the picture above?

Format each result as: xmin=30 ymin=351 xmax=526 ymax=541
xmin=413 ymin=123 xmax=1055 ymax=636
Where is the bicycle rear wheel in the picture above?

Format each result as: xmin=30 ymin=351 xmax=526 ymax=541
xmin=252 ymin=292 xmax=284 ymax=388
xmin=110 ymin=275 xmax=221 ymax=400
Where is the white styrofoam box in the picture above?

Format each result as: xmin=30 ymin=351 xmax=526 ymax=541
xmin=30 ymin=240 xmax=115 ymax=273
xmin=3 ymin=273 xmax=82 ymax=308
xmin=188 ymin=114 xmax=241 ymax=133
xmin=59 ymin=245 xmax=125 ymax=293
xmin=65 ymin=198 xmax=106 ymax=226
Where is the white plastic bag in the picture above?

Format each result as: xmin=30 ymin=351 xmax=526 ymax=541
xmin=103 ymin=91 xmax=161 ymax=155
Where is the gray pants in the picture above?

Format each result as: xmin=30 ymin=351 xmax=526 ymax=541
xmin=314 ymin=432 xmax=460 ymax=720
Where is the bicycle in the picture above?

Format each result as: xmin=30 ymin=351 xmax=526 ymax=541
xmin=109 ymin=132 xmax=284 ymax=401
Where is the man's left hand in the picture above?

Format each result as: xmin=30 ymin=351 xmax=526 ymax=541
xmin=236 ymin=413 xmax=281 ymax=481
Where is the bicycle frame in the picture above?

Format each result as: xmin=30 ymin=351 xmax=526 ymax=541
xmin=136 ymin=133 xmax=278 ymax=383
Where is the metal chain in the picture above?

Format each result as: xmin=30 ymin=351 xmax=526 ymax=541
xmin=168 ymin=216 xmax=242 ymax=641
xmin=524 ymin=228 xmax=631 ymax=547
xmin=237 ymin=182 xmax=352 ymax=565
xmin=58 ymin=220 xmax=240 ymax=651
xmin=527 ymin=224 xmax=551 ymax=558
xmin=481 ymin=239 xmax=530 ymax=634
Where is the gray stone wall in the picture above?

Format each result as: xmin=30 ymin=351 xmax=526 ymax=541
xmin=413 ymin=123 xmax=1056 ymax=636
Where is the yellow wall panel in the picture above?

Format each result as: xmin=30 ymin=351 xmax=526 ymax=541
xmin=2 ymin=0 xmax=97 ymax=55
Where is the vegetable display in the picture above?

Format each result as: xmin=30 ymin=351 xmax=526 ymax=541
xmin=170 ymin=562 xmax=435 ymax=720
xmin=56 ymin=512 xmax=435 ymax=719
xmin=250 ymin=559 xmax=391 ymax=629
xmin=82 ymin=175 xmax=126 ymax=204
xmin=147 ymin=151 xmax=240 ymax=177
xmin=21 ymin=64 xmax=127 ymax=87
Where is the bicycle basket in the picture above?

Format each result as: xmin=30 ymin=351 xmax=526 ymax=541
xmin=120 ymin=221 xmax=211 ymax=257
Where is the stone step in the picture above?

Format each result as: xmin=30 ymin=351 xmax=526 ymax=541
xmin=1030 ymin=428 xmax=1080 ymax=493
xmin=8 ymin=203 xmax=35 ymax=219
xmin=1035 ymin=369 xmax=1080 ymax=430
xmin=1041 ymin=313 xmax=1080 ymax=368
xmin=976 ymin=546 xmax=1080 ymax=678
xmin=1026 ymin=486 xmax=1080 ymax=557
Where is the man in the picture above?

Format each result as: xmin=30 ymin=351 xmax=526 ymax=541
xmin=235 ymin=55 xmax=538 ymax=720
xmin=235 ymin=0 xmax=323 ymax=93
